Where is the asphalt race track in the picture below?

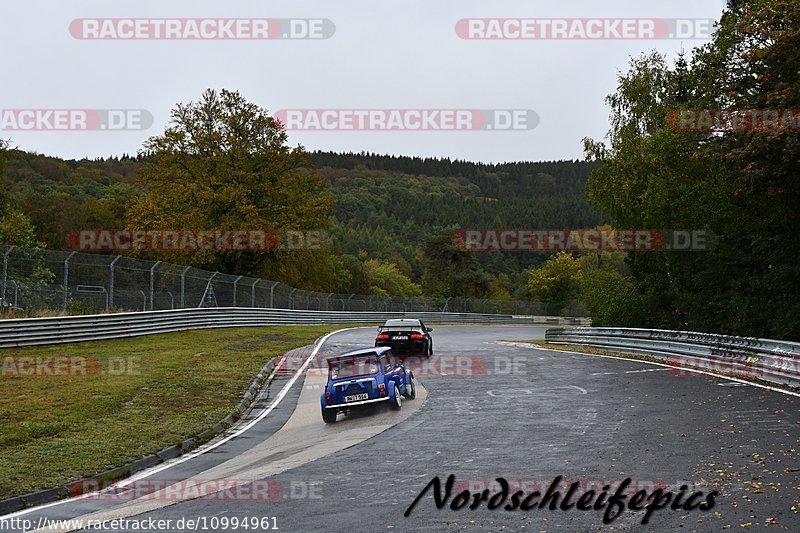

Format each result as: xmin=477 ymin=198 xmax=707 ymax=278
xmin=3 ymin=326 xmax=800 ymax=532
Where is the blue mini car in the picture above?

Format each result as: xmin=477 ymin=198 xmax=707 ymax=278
xmin=320 ymin=346 xmax=415 ymax=424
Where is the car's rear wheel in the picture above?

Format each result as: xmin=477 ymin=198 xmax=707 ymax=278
xmin=321 ymin=407 xmax=337 ymax=424
xmin=404 ymin=375 xmax=416 ymax=400
xmin=427 ymin=342 xmax=433 ymax=357
xmin=390 ymin=385 xmax=402 ymax=410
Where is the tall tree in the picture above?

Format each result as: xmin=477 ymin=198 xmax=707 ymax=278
xmin=0 ymin=140 xmax=44 ymax=249
xmin=421 ymin=229 xmax=491 ymax=298
xmin=584 ymin=0 xmax=800 ymax=339
xmin=126 ymin=89 xmax=332 ymax=277
xmin=0 ymin=139 xmax=8 ymax=219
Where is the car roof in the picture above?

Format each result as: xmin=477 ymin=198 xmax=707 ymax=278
xmin=326 ymin=346 xmax=391 ymax=365
xmin=382 ymin=319 xmax=422 ymax=327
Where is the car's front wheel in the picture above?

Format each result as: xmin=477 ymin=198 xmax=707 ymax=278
xmin=321 ymin=407 xmax=337 ymax=424
xmin=390 ymin=385 xmax=402 ymax=410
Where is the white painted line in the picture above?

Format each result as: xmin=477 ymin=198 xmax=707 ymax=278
xmin=591 ymin=368 xmax=670 ymax=376
xmin=502 ymin=341 xmax=800 ymax=399
xmin=1 ymin=327 xmax=359 ymax=520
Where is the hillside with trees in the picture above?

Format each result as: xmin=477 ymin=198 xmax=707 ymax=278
xmin=0 ymin=110 xmax=601 ymax=302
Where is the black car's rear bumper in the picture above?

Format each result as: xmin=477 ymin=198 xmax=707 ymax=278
xmin=375 ymin=340 xmax=427 ymax=353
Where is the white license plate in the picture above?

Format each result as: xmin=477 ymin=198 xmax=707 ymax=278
xmin=394 ymin=336 xmax=408 ymax=340
xmin=345 ymin=393 xmax=368 ymax=402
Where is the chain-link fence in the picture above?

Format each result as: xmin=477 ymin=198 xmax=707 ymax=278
xmin=0 ymin=246 xmax=576 ymax=316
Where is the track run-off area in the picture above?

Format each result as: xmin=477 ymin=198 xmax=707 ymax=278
xmin=2 ymin=326 xmax=799 ymax=532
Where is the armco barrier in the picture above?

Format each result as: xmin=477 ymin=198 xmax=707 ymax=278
xmin=545 ymin=327 xmax=800 ymax=388
xmin=0 ymin=308 xmax=589 ymax=348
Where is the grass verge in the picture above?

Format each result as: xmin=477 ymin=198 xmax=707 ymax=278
xmin=0 ymin=325 xmax=345 ymax=499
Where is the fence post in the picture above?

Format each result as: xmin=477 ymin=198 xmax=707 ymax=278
xmin=179 ymin=266 xmax=191 ymax=308
xmin=251 ymin=279 xmax=260 ymax=308
xmin=2 ymin=246 xmax=15 ymax=309
xmin=269 ymin=281 xmax=279 ymax=308
xmin=139 ymin=290 xmax=146 ymax=311
xmin=199 ymin=271 xmax=219 ymax=308
xmin=442 ymin=297 xmax=452 ymax=313
xmin=233 ymin=275 xmax=243 ymax=307
xmin=62 ymin=251 xmax=77 ymax=311
xmin=10 ymin=280 xmax=18 ymax=308
xmin=288 ymin=288 xmax=297 ymax=310
xmin=325 ymin=293 xmax=332 ymax=310
xmin=149 ymin=261 xmax=162 ymax=311
xmin=109 ymin=256 xmax=121 ymax=309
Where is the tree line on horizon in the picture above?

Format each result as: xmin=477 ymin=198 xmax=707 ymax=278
xmin=0 ymin=111 xmax=601 ymax=306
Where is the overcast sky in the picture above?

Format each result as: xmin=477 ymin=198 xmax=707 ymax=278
xmin=0 ymin=0 xmax=727 ymax=163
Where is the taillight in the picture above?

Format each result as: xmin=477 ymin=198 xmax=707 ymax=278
xmin=325 ymin=391 xmax=331 ymax=405
xmin=377 ymin=334 xmax=390 ymax=340
xmin=378 ymin=383 xmax=386 ymax=396
xmin=410 ymin=333 xmax=425 ymax=339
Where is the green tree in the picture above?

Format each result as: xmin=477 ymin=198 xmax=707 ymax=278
xmin=421 ymin=229 xmax=490 ymax=297
xmin=526 ymin=252 xmax=581 ymax=311
xmin=0 ymin=140 xmax=44 ymax=249
xmin=583 ymin=0 xmax=800 ymax=338
xmin=0 ymin=139 xmax=8 ymax=218
xmin=126 ymin=89 xmax=332 ymax=278
xmin=363 ymin=259 xmax=422 ymax=297
xmin=488 ymin=273 xmax=514 ymax=300
xmin=575 ymin=252 xmax=640 ymax=326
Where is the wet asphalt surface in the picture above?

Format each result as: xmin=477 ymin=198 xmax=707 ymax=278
xmin=3 ymin=326 xmax=799 ymax=532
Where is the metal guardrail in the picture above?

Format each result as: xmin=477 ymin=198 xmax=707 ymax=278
xmin=545 ymin=327 xmax=800 ymax=388
xmin=0 ymin=308 xmax=589 ymax=348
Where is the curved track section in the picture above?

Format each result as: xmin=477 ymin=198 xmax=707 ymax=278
xmin=5 ymin=326 xmax=799 ymax=532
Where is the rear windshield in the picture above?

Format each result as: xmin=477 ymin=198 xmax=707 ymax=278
xmin=383 ymin=320 xmax=421 ymax=327
xmin=380 ymin=327 xmax=423 ymax=332
xmin=329 ymin=356 xmax=379 ymax=379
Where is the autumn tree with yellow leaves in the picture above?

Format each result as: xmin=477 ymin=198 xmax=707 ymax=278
xmin=126 ymin=89 xmax=333 ymax=282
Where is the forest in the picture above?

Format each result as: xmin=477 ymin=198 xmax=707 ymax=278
xmin=0 ymin=141 xmax=600 ymax=304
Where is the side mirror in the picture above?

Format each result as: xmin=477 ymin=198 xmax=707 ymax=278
xmin=427 ymin=327 xmax=433 ymax=332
